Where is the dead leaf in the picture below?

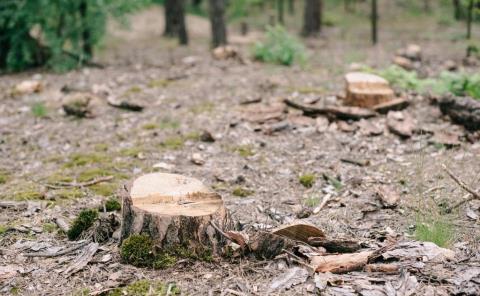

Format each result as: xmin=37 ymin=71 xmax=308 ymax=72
xmin=272 ymin=221 xmax=325 ymax=243
xmin=387 ymin=111 xmax=415 ymax=137
xmin=375 ymin=185 xmax=400 ymax=208
xmin=382 ymin=241 xmax=455 ymax=263
xmin=269 ymin=267 xmax=309 ymax=291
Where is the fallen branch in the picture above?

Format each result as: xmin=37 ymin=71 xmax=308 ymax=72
xmin=442 ymin=165 xmax=480 ymax=211
xmin=313 ymin=194 xmax=332 ymax=214
xmin=46 ymin=176 xmax=113 ymax=189
xmin=307 ymin=237 xmax=361 ymax=253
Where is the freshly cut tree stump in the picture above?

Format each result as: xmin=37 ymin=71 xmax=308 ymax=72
xmin=344 ymin=72 xmax=395 ymax=108
xmin=120 ymin=173 xmax=234 ymax=255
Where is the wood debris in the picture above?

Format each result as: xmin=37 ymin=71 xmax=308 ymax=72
xmin=439 ymin=94 xmax=480 ymax=131
xmin=284 ymin=98 xmax=377 ymax=120
xmin=375 ymin=185 xmax=400 ymax=208
xmin=63 ymin=242 xmax=99 ymax=276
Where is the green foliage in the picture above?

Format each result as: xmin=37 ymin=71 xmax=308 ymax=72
xmin=299 ymin=174 xmax=316 ymax=188
xmin=375 ymin=65 xmax=426 ymax=91
xmin=304 ymin=195 xmax=320 ymax=207
xmin=67 ymin=209 xmax=98 ymax=240
xmin=0 ymin=0 xmax=149 ymax=72
xmin=253 ymin=26 xmax=307 ymax=66
xmin=31 ymin=102 xmax=48 ymax=118
xmin=433 ymin=71 xmax=480 ymax=99
xmin=104 ymin=198 xmax=121 ymax=212
xmin=414 ymin=216 xmax=455 ymax=248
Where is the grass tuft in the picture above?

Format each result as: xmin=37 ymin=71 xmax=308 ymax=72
xmin=31 ymin=102 xmax=48 ymax=118
xmin=414 ymin=216 xmax=455 ymax=248
xmin=232 ymin=187 xmax=254 ymax=197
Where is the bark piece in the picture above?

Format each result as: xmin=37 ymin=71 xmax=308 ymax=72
xmin=311 ymin=251 xmax=373 ymax=273
xmin=372 ymin=97 xmax=410 ymax=114
xmin=269 ymin=267 xmax=309 ymax=291
xmin=344 ymin=72 xmax=395 ymax=108
xmin=63 ymin=242 xmax=99 ymax=276
xmin=382 ymin=241 xmax=455 ymax=262
xmin=429 ymin=131 xmax=461 ymax=147
xmin=375 ymin=185 xmax=400 ymax=208
xmin=439 ymin=95 xmax=480 ymax=131
xmin=120 ymin=173 xmax=234 ymax=255
xmin=387 ymin=111 xmax=415 ymax=138
xmin=308 ymin=237 xmax=361 ymax=253
xmin=272 ymin=221 xmax=325 ymax=243
xmin=365 ymin=263 xmax=399 ymax=274
xmin=107 ymin=97 xmax=143 ymax=112
xmin=284 ymin=99 xmax=376 ymax=120
xmin=243 ymin=102 xmax=286 ymax=123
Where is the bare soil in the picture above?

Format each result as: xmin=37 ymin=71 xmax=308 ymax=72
xmin=1 ymin=6 xmax=479 ymax=296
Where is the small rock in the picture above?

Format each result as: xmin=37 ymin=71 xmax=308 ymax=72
xmin=152 ymin=162 xmax=173 ymax=170
xmin=212 ymin=45 xmax=239 ymax=60
xmin=14 ymin=80 xmax=43 ymax=95
xmin=62 ymin=93 xmax=94 ymax=118
xmin=316 ymin=117 xmax=330 ymax=133
xmin=393 ymin=56 xmax=414 ymax=70
xmin=191 ymin=153 xmax=205 ymax=165
xmin=387 ymin=111 xmax=415 ymax=138
xmin=200 ymin=130 xmax=215 ymax=142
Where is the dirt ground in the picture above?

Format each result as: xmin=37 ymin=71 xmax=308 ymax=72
xmin=1 ymin=5 xmax=479 ymax=296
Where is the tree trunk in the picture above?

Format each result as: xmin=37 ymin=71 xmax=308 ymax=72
xmin=302 ymin=0 xmax=322 ymax=37
xmin=371 ymin=0 xmax=378 ymax=45
xmin=79 ymin=0 xmax=92 ymax=59
xmin=453 ymin=0 xmax=461 ymax=20
xmin=467 ymin=0 xmax=474 ymax=39
xmin=288 ymin=0 xmax=295 ymax=15
xmin=209 ymin=0 xmax=228 ymax=47
xmin=120 ymin=173 xmax=235 ymax=255
xmin=277 ymin=0 xmax=284 ymax=24
xmin=164 ymin=0 xmax=188 ymax=45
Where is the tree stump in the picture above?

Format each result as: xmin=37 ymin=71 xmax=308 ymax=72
xmin=344 ymin=72 xmax=395 ymax=108
xmin=120 ymin=173 xmax=234 ymax=255
xmin=439 ymin=95 xmax=480 ymax=131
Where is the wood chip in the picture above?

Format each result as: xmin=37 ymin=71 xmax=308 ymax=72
xmin=375 ymin=185 xmax=400 ymax=208
xmin=63 ymin=242 xmax=99 ymax=276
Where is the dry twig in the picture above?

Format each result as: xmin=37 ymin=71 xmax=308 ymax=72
xmin=442 ymin=165 xmax=480 ymax=211
xmin=45 ymin=176 xmax=114 ymax=189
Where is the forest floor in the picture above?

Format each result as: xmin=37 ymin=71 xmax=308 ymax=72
xmin=1 ymin=5 xmax=480 ymax=296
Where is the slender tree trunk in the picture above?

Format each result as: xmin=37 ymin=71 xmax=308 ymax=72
xmin=164 ymin=0 xmax=175 ymax=36
xmin=209 ymin=0 xmax=228 ymax=47
xmin=288 ymin=0 xmax=295 ymax=15
xmin=164 ymin=0 xmax=188 ymax=45
xmin=79 ymin=0 xmax=92 ymax=58
xmin=467 ymin=0 xmax=474 ymax=39
xmin=423 ymin=0 xmax=431 ymax=13
xmin=302 ymin=0 xmax=322 ymax=37
xmin=371 ymin=0 xmax=378 ymax=45
xmin=453 ymin=0 xmax=461 ymax=20
xmin=277 ymin=0 xmax=284 ymax=24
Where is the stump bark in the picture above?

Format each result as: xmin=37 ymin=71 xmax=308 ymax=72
xmin=120 ymin=173 xmax=234 ymax=255
xmin=344 ymin=72 xmax=395 ymax=108
xmin=439 ymin=95 xmax=480 ymax=131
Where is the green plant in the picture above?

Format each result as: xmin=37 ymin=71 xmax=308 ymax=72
xmin=376 ymin=65 xmax=426 ymax=91
xmin=253 ymin=25 xmax=307 ymax=66
xmin=104 ymin=198 xmax=121 ymax=212
xmin=414 ymin=216 xmax=455 ymax=248
xmin=67 ymin=209 xmax=98 ymax=240
xmin=31 ymin=102 xmax=48 ymax=118
xmin=299 ymin=174 xmax=316 ymax=188
xmin=0 ymin=0 xmax=149 ymax=72
xmin=433 ymin=71 xmax=480 ymax=99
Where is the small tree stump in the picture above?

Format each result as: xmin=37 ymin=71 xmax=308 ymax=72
xmin=120 ymin=173 xmax=234 ymax=255
xmin=344 ymin=72 xmax=395 ymax=108
xmin=439 ymin=95 xmax=480 ymax=131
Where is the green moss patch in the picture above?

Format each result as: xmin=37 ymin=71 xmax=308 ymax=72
xmin=299 ymin=174 xmax=316 ymax=188
xmin=121 ymin=234 xmax=213 ymax=269
xmin=13 ymin=188 xmax=44 ymax=201
xmin=63 ymin=152 xmax=109 ymax=168
xmin=0 ymin=170 xmax=10 ymax=184
xmin=232 ymin=187 xmax=254 ymax=197
xmin=161 ymin=136 xmax=185 ymax=150
xmin=108 ymin=280 xmax=180 ymax=296
xmin=67 ymin=209 xmax=98 ymax=240
xmin=232 ymin=145 xmax=255 ymax=157
xmin=56 ymin=188 xmax=84 ymax=199
xmin=42 ymin=223 xmax=57 ymax=233
xmin=91 ymin=183 xmax=117 ymax=197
